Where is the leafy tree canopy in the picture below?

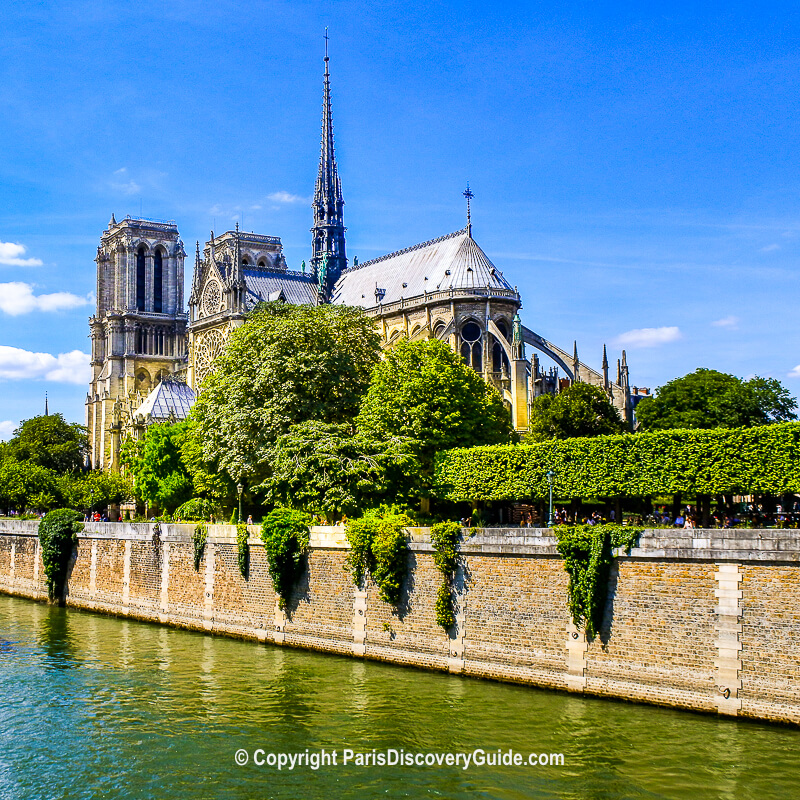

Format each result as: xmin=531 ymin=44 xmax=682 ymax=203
xmin=7 ymin=414 xmax=88 ymax=473
xmin=264 ymin=421 xmax=419 ymax=520
xmin=121 ymin=423 xmax=192 ymax=513
xmin=0 ymin=458 xmax=60 ymax=513
xmin=636 ymin=368 xmax=798 ymax=431
xmin=527 ymin=382 xmax=626 ymax=441
xmin=356 ymin=338 xmax=514 ymax=483
xmin=192 ymin=302 xmax=382 ymax=485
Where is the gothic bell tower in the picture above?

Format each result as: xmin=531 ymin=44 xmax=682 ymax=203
xmin=310 ymin=34 xmax=347 ymax=301
xmin=86 ymin=215 xmax=188 ymax=470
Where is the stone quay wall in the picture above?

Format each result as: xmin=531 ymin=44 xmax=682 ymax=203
xmin=1 ymin=519 xmax=798 ymax=726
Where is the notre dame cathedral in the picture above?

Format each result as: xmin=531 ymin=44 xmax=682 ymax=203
xmin=86 ymin=47 xmax=635 ymax=470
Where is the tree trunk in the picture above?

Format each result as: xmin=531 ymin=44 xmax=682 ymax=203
xmin=671 ymin=493 xmax=682 ymax=521
xmin=614 ymin=497 xmax=623 ymax=525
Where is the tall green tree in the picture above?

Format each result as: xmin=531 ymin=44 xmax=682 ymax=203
xmin=527 ymin=382 xmax=626 ymax=441
xmin=356 ymin=338 xmax=514 ymax=498
xmin=636 ymin=369 xmax=798 ymax=430
xmin=265 ymin=421 xmax=418 ymax=520
xmin=7 ymin=414 xmax=88 ymax=473
xmin=192 ymin=302 xmax=381 ymax=486
xmin=0 ymin=458 xmax=60 ymax=513
xmin=121 ymin=423 xmax=193 ymax=513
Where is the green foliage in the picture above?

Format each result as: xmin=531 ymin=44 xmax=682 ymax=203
xmin=356 ymin=338 xmax=514 ymax=498
xmin=122 ymin=422 xmax=193 ymax=513
xmin=7 ymin=414 xmax=88 ymax=473
xmin=636 ymin=369 xmax=797 ymax=431
xmin=430 ymin=521 xmax=461 ymax=630
xmin=528 ymin=383 xmax=626 ymax=441
xmin=261 ymin=508 xmax=312 ymax=608
xmin=555 ymin=524 xmax=642 ymax=637
xmin=237 ymin=522 xmax=249 ymax=579
xmin=344 ymin=511 xmax=380 ymax=588
xmin=434 ymin=583 xmax=455 ymax=631
xmin=174 ymin=497 xmax=219 ymax=521
xmin=0 ymin=458 xmax=61 ymax=513
xmin=345 ymin=510 xmax=411 ymax=605
xmin=60 ymin=470 xmax=133 ymax=511
xmin=192 ymin=302 xmax=381 ymax=487
xmin=265 ymin=421 xmax=419 ymax=519
xmin=193 ymin=523 xmax=207 ymax=572
xmin=38 ymin=509 xmax=83 ymax=600
xmin=179 ymin=418 xmax=236 ymax=507
xmin=433 ymin=422 xmax=800 ymax=501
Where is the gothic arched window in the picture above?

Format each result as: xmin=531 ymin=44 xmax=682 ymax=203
xmin=136 ymin=246 xmax=146 ymax=311
xmin=460 ymin=321 xmax=482 ymax=372
xmin=153 ymin=249 xmax=163 ymax=313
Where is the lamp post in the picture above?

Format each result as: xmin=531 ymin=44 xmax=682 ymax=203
xmin=546 ymin=470 xmax=554 ymax=529
xmin=237 ymin=483 xmax=243 ymax=525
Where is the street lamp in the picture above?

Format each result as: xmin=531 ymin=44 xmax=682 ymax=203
xmin=546 ymin=470 xmax=554 ymax=529
xmin=237 ymin=483 xmax=243 ymax=525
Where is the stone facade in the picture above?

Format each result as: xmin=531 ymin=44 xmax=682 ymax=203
xmin=1 ymin=520 xmax=798 ymax=726
xmin=86 ymin=216 xmax=188 ymax=469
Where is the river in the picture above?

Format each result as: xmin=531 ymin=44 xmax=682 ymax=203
xmin=0 ymin=594 xmax=797 ymax=799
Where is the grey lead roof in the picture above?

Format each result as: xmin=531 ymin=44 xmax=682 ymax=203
xmin=243 ymin=269 xmax=318 ymax=307
xmin=134 ymin=378 xmax=196 ymax=422
xmin=332 ymin=228 xmax=515 ymax=308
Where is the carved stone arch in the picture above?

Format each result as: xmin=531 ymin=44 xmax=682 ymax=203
xmin=387 ymin=328 xmax=404 ymax=345
xmin=136 ymin=367 xmax=152 ymax=392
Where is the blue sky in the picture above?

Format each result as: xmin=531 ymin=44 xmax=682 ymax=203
xmin=2 ymin=1 xmax=800 ymax=436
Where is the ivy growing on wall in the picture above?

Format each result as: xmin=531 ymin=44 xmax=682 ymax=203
xmin=433 ymin=421 xmax=800 ymax=501
xmin=38 ymin=508 xmax=82 ymax=601
xmin=555 ymin=524 xmax=642 ymax=637
xmin=430 ymin=521 xmax=461 ymax=630
xmin=236 ymin=522 xmax=249 ymax=579
xmin=345 ymin=509 xmax=411 ymax=605
xmin=193 ymin=522 xmax=207 ymax=571
xmin=261 ymin=508 xmax=311 ymax=609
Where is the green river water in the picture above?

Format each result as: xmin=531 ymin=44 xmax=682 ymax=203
xmin=1 ymin=594 xmax=798 ymax=800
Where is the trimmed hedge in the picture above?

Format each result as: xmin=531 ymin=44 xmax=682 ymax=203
xmin=432 ymin=422 xmax=800 ymax=501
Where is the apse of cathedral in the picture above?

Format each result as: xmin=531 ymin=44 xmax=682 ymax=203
xmin=86 ymin=44 xmax=634 ymax=471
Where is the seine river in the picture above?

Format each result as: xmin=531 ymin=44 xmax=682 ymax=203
xmin=1 ymin=595 xmax=798 ymax=799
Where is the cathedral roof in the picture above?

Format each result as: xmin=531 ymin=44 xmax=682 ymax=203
xmin=133 ymin=378 xmax=195 ymax=423
xmin=243 ymin=269 xmax=318 ymax=307
xmin=332 ymin=228 xmax=516 ymax=308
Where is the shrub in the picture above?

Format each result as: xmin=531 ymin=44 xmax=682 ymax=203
xmin=429 ymin=521 xmax=461 ymax=630
xmin=555 ymin=524 xmax=642 ymax=637
xmin=433 ymin=422 xmax=800 ymax=501
xmin=236 ymin=522 xmax=249 ymax=579
xmin=193 ymin=523 xmax=207 ymax=571
xmin=38 ymin=508 xmax=82 ymax=601
xmin=261 ymin=508 xmax=311 ymax=608
xmin=345 ymin=510 xmax=411 ymax=605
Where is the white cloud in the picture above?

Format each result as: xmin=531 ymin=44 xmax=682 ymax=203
xmin=788 ymin=365 xmax=800 ymax=379
xmin=110 ymin=167 xmax=141 ymax=196
xmin=0 ymin=346 xmax=90 ymax=384
xmin=615 ymin=326 xmax=682 ymax=348
xmin=0 ymin=283 xmax=92 ymax=315
xmin=712 ymin=315 xmax=739 ymax=329
xmin=0 ymin=420 xmax=15 ymax=440
xmin=267 ymin=191 xmax=309 ymax=204
xmin=0 ymin=241 xmax=43 ymax=267
xmin=761 ymin=243 xmax=781 ymax=252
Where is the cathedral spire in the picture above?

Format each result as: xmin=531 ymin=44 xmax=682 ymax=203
xmin=311 ymin=28 xmax=347 ymax=301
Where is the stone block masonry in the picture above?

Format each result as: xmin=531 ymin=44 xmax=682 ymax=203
xmin=1 ymin=520 xmax=799 ymax=726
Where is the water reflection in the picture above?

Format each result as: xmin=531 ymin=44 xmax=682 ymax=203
xmin=36 ymin=604 xmax=77 ymax=670
xmin=1 ymin=594 xmax=799 ymax=800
